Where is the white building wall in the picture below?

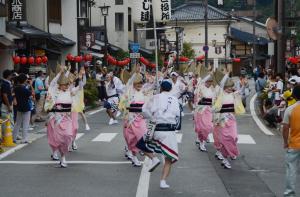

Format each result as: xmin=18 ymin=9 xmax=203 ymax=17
xmin=91 ymin=0 xmax=130 ymax=51
xmin=61 ymin=0 xmax=77 ymax=61
xmin=0 ymin=50 xmax=13 ymax=74
xmin=26 ymin=0 xmax=48 ymax=31
xmin=166 ymin=22 xmax=227 ymax=58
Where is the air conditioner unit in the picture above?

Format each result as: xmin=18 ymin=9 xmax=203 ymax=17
xmin=0 ymin=18 xmax=5 ymax=36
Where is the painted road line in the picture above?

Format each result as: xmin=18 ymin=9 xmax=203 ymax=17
xmin=92 ymin=133 xmax=118 ymax=142
xmin=0 ymin=161 xmax=133 ymax=165
xmin=136 ymin=157 xmax=151 ymax=197
xmin=176 ymin=133 xmax=183 ymax=143
xmin=0 ymin=134 xmax=45 ymax=160
xmin=75 ymin=133 xmax=84 ymax=140
xmin=88 ymin=108 xmax=105 ymax=116
xmin=250 ymin=94 xmax=274 ymax=136
xmin=208 ymin=134 xmax=256 ymax=144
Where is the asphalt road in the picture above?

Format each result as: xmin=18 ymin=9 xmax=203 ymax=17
xmin=0 ymin=99 xmax=298 ymax=197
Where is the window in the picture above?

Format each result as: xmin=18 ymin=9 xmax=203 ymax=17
xmin=115 ymin=0 xmax=123 ymax=5
xmin=48 ymin=0 xmax=61 ymax=24
xmin=115 ymin=13 xmax=124 ymax=31
xmin=128 ymin=8 xmax=132 ymax=32
xmin=0 ymin=0 xmax=7 ymax=17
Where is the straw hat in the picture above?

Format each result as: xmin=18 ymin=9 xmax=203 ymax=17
xmin=57 ymin=74 xmax=70 ymax=85
xmin=133 ymin=73 xmax=143 ymax=84
xmin=224 ymin=78 xmax=235 ymax=88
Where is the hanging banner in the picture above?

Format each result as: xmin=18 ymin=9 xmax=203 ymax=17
xmin=152 ymin=0 xmax=171 ymax=22
xmin=132 ymin=0 xmax=152 ymax=24
xmin=8 ymin=0 xmax=26 ymax=21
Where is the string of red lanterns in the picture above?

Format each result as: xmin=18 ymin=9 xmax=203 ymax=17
xmin=12 ymin=55 xmax=48 ymax=65
xmin=66 ymin=54 xmax=93 ymax=63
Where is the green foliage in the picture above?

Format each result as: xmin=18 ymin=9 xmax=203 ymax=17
xmin=84 ymin=78 xmax=98 ymax=106
xmin=181 ymin=42 xmax=195 ymax=59
xmin=111 ymin=49 xmax=129 ymax=60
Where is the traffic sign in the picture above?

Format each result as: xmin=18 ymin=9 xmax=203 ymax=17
xmin=203 ymin=45 xmax=209 ymax=52
xmin=130 ymin=53 xmax=141 ymax=59
xmin=130 ymin=43 xmax=140 ymax=53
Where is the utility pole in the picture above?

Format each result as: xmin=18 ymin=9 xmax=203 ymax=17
xmin=277 ymin=0 xmax=285 ymax=75
xmin=175 ymin=18 xmax=180 ymax=71
xmin=252 ymin=0 xmax=256 ymax=69
xmin=204 ymin=0 xmax=208 ymax=67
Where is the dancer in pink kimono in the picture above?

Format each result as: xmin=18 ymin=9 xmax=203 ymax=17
xmin=45 ymin=66 xmax=83 ymax=168
xmin=213 ymin=73 xmax=245 ymax=169
xmin=194 ymin=73 xmax=215 ymax=151
xmin=120 ymin=73 xmax=149 ymax=167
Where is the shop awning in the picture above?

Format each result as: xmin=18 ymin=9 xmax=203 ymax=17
xmin=0 ymin=36 xmax=15 ymax=48
xmin=230 ymin=28 xmax=269 ymax=45
xmin=50 ymin=34 xmax=76 ymax=47
xmin=7 ymin=22 xmax=49 ymax=39
xmin=94 ymin=40 xmax=121 ymax=52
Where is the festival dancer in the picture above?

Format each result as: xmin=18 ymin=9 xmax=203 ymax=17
xmin=104 ymin=72 xmax=124 ymax=125
xmin=136 ymin=80 xmax=181 ymax=189
xmin=194 ymin=73 xmax=215 ymax=152
xmin=70 ymin=67 xmax=86 ymax=151
xmin=213 ymin=73 xmax=245 ymax=169
xmin=45 ymin=66 xmax=84 ymax=168
xmin=120 ymin=73 xmax=149 ymax=167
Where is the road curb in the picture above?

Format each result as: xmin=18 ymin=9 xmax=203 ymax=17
xmin=249 ymin=94 xmax=274 ymax=136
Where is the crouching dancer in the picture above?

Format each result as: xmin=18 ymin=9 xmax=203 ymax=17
xmin=136 ymin=80 xmax=181 ymax=189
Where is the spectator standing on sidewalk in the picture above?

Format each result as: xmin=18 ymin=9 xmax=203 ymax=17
xmin=255 ymin=73 xmax=267 ymax=113
xmin=273 ymin=74 xmax=284 ymax=106
xmin=1 ymin=69 xmax=14 ymax=126
xmin=12 ymin=74 xmax=33 ymax=143
xmin=34 ymin=71 xmax=46 ymax=122
xmin=282 ymin=85 xmax=300 ymax=197
xmin=235 ymin=74 xmax=250 ymax=109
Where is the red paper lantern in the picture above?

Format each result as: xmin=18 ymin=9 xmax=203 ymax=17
xmin=35 ymin=57 xmax=42 ymax=65
xmin=67 ymin=54 xmax=74 ymax=62
xmin=140 ymin=57 xmax=150 ymax=66
xmin=125 ymin=58 xmax=131 ymax=65
xmin=86 ymin=54 xmax=93 ymax=62
xmin=196 ymin=55 xmax=205 ymax=61
xmin=149 ymin=63 xmax=156 ymax=68
xmin=290 ymin=57 xmax=298 ymax=64
xmin=42 ymin=56 xmax=48 ymax=63
xmin=28 ymin=56 xmax=35 ymax=64
xmin=13 ymin=56 xmax=21 ymax=64
xmin=20 ymin=57 xmax=27 ymax=65
xmin=179 ymin=56 xmax=189 ymax=62
xmin=74 ymin=56 xmax=82 ymax=63
xmin=233 ymin=58 xmax=241 ymax=63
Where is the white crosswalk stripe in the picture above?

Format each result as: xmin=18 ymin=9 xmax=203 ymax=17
xmin=75 ymin=133 xmax=84 ymax=140
xmin=92 ymin=133 xmax=118 ymax=142
xmin=75 ymin=132 xmax=255 ymax=145
xmin=208 ymin=134 xmax=256 ymax=144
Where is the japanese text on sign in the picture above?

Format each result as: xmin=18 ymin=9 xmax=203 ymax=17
xmin=152 ymin=0 xmax=171 ymax=22
xmin=11 ymin=0 xmax=23 ymax=20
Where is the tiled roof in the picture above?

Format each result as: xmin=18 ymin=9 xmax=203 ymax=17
xmin=171 ymin=1 xmax=230 ymax=21
xmin=230 ymin=27 xmax=268 ymax=45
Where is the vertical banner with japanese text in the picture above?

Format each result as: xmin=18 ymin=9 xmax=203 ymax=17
xmin=152 ymin=0 xmax=171 ymax=22
xmin=132 ymin=0 xmax=152 ymax=23
xmin=8 ymin=0 xmax=26 ymax=21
